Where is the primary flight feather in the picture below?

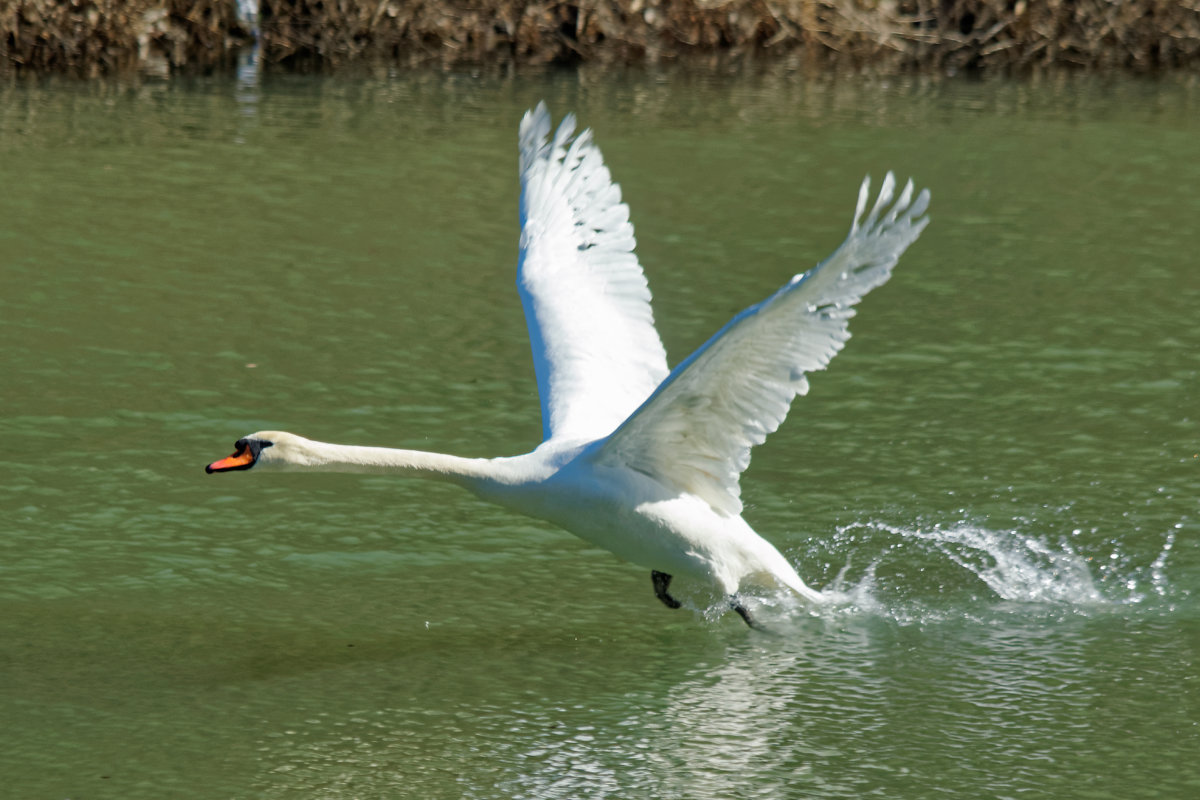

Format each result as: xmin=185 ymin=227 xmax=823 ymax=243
xmin=207 ymin=103 xmax=930 ymax=627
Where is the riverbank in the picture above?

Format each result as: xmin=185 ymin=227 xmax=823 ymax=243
xmin=4 ymin=1 xmax=1200 ymax=76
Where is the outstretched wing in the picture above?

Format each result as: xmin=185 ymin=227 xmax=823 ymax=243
xmin=517 ymin=103 xmax=670 ymax=444
xmin=593 ymin=173 xmax=931 ymax=515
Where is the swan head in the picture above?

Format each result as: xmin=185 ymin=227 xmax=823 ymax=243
xmin=205 ymin=431 xmax=307 ymax=474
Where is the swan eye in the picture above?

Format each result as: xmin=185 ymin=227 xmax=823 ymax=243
xmin=235 ymin=438 xmax=274 ymax=456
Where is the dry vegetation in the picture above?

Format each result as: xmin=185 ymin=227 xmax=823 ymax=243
xmin=0 ymin=0 xmax=249 ymax=75
xmin=3 ymin=0 xmax=1200 ymax=75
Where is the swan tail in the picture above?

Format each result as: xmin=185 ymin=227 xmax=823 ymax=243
xmin=777 ymin=570 xmax=825 ymax=605
xmin=746 ymin=553 xmax=824 ymax=605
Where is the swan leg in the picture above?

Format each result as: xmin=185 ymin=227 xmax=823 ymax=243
xmin=731 ymin=597 xmax=763 ymax=630
xmin=651 ymin=571 xmax=683 ymax=609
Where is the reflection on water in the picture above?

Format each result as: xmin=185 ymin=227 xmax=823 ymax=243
xmin=1 ymin=72 xmax=1198 ymax=799
xmin=236 ymin=46 xmax=261 ymax=114
xmin=243 ymin=605 xmax=1196 ymax=799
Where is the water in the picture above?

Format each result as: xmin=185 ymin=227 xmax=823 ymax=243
xmin=2 ymin=70 xmax=1199 ymax=798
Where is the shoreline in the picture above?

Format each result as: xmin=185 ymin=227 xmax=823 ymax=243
xmin=3 ymin=1 xmax=1200 ymax=77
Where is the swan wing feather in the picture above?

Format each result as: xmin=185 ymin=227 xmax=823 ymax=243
xmin=518 ymin=103 xmax=670 ymax=443
xmin=594 ymin=173 xmax=930 ymax=515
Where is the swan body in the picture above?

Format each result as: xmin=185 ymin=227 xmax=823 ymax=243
xmin=207 ymin=103 xmax=930 ymax=625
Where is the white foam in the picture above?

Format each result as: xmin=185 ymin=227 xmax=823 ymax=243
xmin=781 ymin=518 xmax=1183 ymax=626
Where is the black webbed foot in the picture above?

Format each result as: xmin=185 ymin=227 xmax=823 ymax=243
xmin=651 ymin=570 xmax=682 ymax=609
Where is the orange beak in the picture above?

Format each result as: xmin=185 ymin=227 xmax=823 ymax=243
xmin=206 ymin=442 xmax=256 ymax=474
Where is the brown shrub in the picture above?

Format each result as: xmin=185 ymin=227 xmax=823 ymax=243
xmin=1 ymin=0 xmax=249 ymax=76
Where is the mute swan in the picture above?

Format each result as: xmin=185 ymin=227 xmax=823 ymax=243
xmin=207 ymin=103 xmax=930 ymax=627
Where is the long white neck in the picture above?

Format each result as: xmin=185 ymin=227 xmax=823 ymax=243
xmin=265 ymin=435 xmax=527 ymax=489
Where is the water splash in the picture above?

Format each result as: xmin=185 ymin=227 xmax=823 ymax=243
xmin=790 ymin=519 xmax=1182 ymax=624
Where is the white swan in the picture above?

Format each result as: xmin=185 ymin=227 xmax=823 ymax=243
xmin=207 ymin=103 xmax=930 ymax=627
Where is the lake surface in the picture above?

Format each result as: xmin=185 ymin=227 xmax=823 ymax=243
xmin=2 ymin=68 xmax=1198 ymax=798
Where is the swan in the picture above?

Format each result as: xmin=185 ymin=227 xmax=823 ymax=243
xmin=207 ymin=103 xmax=930 ymax=627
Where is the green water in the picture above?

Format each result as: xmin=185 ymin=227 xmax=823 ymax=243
xmin=2 ymin=71 xmax=1198 ymax=798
